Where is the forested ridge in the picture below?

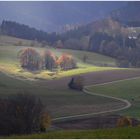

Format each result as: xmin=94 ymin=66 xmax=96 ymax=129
xmin=1 ymin=14 xmax=140 ymax=68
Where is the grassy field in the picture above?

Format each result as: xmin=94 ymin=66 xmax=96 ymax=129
xmin=47 ymin=47 xmax=116 ymax=66
xmin=0 ymin=45 xmax=117 ymax=80
xmin=1 ymin=36 xmax=140 ymax=139
xmin=0 ymin=35 xmax=116 ymax=65
xmin=88 ymin=78 xmax=140 ymax=119
xmin=0 ymin=72 xmax=124 ymax=118
xmin=5 ymin=127 xmax=140 ymax=139
xmin=0 ymin=35 xmax=34 ymax=46
xmin=0 ymin=35 xmax=133 ymax=118
xmin=0 ymin=35 xmax=118 ymax=80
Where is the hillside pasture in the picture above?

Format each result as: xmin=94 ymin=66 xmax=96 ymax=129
xmin=1 ymin=69 xmax=140 ymax=118
xmin=0 ymin=72 xmax=124 ymax=118
xmin=0 ymin=43 xmax=118 ymax=80
xmin=88 ymin=78 xmax=140 ymax=119
xmin=0 ymin=35 xmax=33 ymax=46
xmin=47 ymin=47 xmax=116 ymax=66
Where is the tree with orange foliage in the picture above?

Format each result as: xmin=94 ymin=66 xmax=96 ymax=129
xmin=43 ymin=50 xmax=57 ymax=71
xmin=57 ymin=53 xmax=77 ymax=70
xmin=117 ymin=116 xmax=132 ymax=127
xmin=40 ymin=112 xmax=52 ymax=132
xmin=19 ymin=48 xmax=42 ymax=71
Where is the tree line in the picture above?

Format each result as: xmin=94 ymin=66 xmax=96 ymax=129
xmin=54 ymin=20 xmax=140 ymax=68
xmin=0 ymin=20 xmax=59 ymax=45
xmin=2 ymin=19 xmax=140 ymax=68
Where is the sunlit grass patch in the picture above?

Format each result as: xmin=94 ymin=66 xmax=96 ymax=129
xmin=56 ymin=65 xmax=119 ymax=79
xmin=0 ymin=45 xmax=119 ymax=80
xmin=0 ymin=58 xmax=120 ymax=80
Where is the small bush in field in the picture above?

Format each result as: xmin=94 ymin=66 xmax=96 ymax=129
xmin=40 ymin=112 xmax=52 ymax=132
xmin=117 ymin=116 xmax=132 ymax=127
xmin=68 ymin=76 xmax=84 ymax=91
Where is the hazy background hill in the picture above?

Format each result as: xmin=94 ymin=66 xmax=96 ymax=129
xmin=0 ymin=1 xmax=127 ymax=32
xmin=1 ymin=1 xmax=140 ymax=68
xmin=110 ymin=2 xmax=140 ymax=27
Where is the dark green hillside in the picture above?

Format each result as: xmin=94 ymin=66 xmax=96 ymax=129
xmin=0 ymin=20 xmax=58 ymax=44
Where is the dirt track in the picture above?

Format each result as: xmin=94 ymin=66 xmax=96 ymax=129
xmin=37 ymin=69 xmax=140 ymax=89
xmin=46 ymin=68 xmax=140 ymax=123
xmin=2 ymin=68 xmax=140 ymax=129
xmin=51 ymin=69 xmax=140 ymax=128
xmin=52 ymin=81 xmax=131 ymax=122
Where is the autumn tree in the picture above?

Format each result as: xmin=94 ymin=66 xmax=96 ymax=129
xmin=43 ymin=50 xmax=57 ymax=71
xmin=19 ymin=49 xmax=77 ymax=71
xmin=19 ymin=48 xmax=43 ymax=71
xmin=57 ymin=53 xmax=77 ymax=70
xmin=117 ymin=116 xmax=132 ymax=127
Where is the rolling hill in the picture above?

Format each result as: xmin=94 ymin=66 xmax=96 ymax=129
xmin=110 ymin=2 xmax=140 ymax=27
xmin=0 ymin=35 xmax=118 ymax=80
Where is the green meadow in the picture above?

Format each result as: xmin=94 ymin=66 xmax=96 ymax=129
xmin=6 ymin=127 xmax=140 ymax=139
xmin=0 ymin=39 xmax=118 ymax=80
xmin=88 ymin=78 xmax=140 ymax=119
xmin=0 ymin=72 xmax=123 ymax=118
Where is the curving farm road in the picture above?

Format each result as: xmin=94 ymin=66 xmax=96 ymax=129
xmin=52 ymin=77 xmax=138 ymax=122
xmin=1 ymin=68 xmax=139 ymax=122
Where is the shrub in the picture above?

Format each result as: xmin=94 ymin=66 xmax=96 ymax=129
xmin=117 ymin=116 xmax=132 ymax=127
xmin=116 ymin=57 xmax=130 ymax=68
xmin=54 ymin=40 xmax=64 ymax=49
xmin=15 ymin=41 xmax=23 ymax=46
xmin=40 ymin=112 xmax=52 ymax=132
xmin=68 ymin=76 xmax=84 ymax=91
xmin=41 ymin=41 xmax=47 ymax=47
xmin=57 ymin=53 xmax=77 ymax=70
xmin=19 ymin=48 xmax=43 ymax=71
xmin=0 ymin=93 xmax=50 ymax=136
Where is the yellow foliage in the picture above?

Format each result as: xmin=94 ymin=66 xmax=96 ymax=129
xmin=40 ymin=112 xmax=51 ymax=129
xmin=117 ymin=116 xmax=132 ymax=127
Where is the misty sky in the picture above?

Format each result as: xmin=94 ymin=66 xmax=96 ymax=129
xmin=0 ymin=1 xmax=127 ymax=32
